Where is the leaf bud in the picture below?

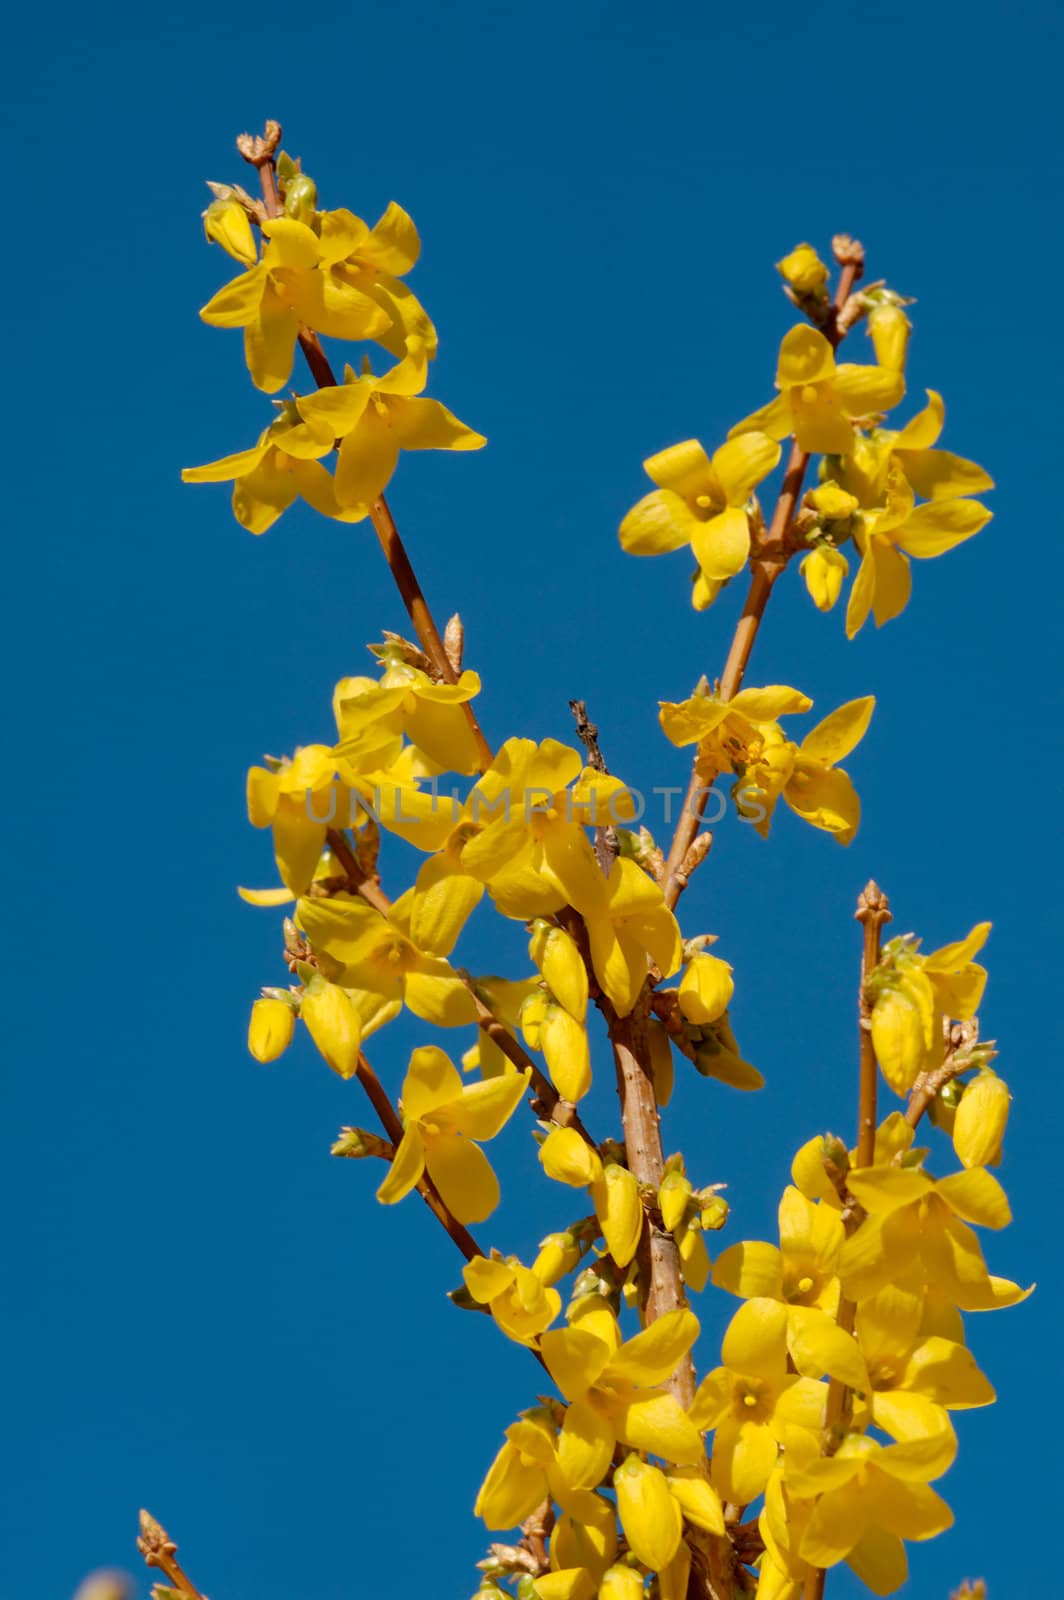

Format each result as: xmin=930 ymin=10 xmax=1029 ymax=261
xmin=283 ymin=172 xmax=318 ymax=223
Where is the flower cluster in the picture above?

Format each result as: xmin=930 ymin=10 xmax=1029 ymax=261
xmin=185 ymin=153 xmax=1019 ymax=1600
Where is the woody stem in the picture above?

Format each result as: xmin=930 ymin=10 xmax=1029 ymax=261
xmin=804 ymin=881 xmax=891 ymax=1600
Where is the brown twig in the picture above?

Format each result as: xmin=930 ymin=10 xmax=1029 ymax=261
xmin=137 ymin=1511 xmax=208 ymax=1600
xmin=661 ymin=240 xmax=865 ymax=909
xmin=569 ymin=698 xmax=619 ymax=872
xmin=240 ymin=125 xmax=493 ymax=775
xmin=804 ymin=880 xmax=890 ymax=1600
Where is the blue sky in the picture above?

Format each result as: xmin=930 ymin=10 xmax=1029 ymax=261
xmin=3 ymin=1 xmax=1061 ymax=1597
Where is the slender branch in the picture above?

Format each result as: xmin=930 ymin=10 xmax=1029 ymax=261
xmin=241 ymin=126 xmax=493 ymax=774
xmin=804 ymin=880 xmax=890 ymax=1600
xmin=137 ymin=1511 xmax=208 ymax=1600
xmin=661 ymin=239 xmax=865 ymax=909
xmin=325 ymin=827 xmax=390 ymax=914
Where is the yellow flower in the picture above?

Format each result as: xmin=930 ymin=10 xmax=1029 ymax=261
xmin=712 ymin=1184 xmax=844 ymax=1318
xmin=333 ymin=656 xmax=485 ymax=778
xmin=294 ymin=341 xmax=485 ymax=512
xmin=952 ymin=1071 xmax=1010 ymax=1169
xmin=869 ymin=922 xmax=990 ymax=1096
xmin=867 ymin=301 xmax=912 ymax=372
xmin=296 ymin=894 xmax=478 ymax=1028
xmin=247 ymin=996 xmax=295 ymax=1062
xmin=689 ymin=1299 xmax=828 ymax=1503
xmin=537 ymin=1129 xmax=644 ymax=1271
xmin=854 ymin=1284 xmax=995 ymax=1442
xmin=182 ymin=405 xmax=359 ymax=535
xmin=840 ymin=1144 xmax=1029 ymax=1311
xmin=735 ymin=696 xmax=875 ymax=844
xmin=198 ymin=204 xmax=433 ymax=392
xmin=845 ymin=464 xmax=992 ymax=639
xmin=613 ymin=1454 xmax=683 ymax=1571
xmin=245 ymin=744 xmax=350 ymax=896
xmin=619 ymin=433 xmax=781 ymax=590
xmin=375 ymin=1045 xmax=529 ymax=1223
xmin=784 ymin=1430 xmax=956 ymax=1587
xmin=659 ymin=683 xmax=813 ymax=771
xmin=730 ymin=325 xmax=905 ymax=455
xmin=462 ymin=1253 xmax=562 ymax=1345
xmin=476 ymin=1409 xmax=579 ymax=1529
xmin=539 ymin=1306 xmax=705 ymax=1477
xmin=776 ymin=243 xmax=829 ymax=295
xmin=840 ymin=389 xmax=994 ymax=508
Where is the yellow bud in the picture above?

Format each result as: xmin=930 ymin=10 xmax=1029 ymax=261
xmin=248 ymin=997 xmax=295 ymax=1063
xmin=776 ymin=242 xmax=829 ymax=295
xmin=541 ymin=1004 xmax=592 ymax=1102
xmin=676 ymin=1221 xmax=711 ymax=1291
xmin=599 ymin=1567 xmax=644 ymax=1600
xmin=659 ymin=1170 xmax=692 ymax=1233
xmin=868 ymin=302 xmax=912 ymax=372
xmin=595 ymin=1164 xmax=643 ymax=1268
xmin=283 ymin=172 xmax=318 ymax=223
xmin=699 ymin=1194 xmax=729 ymax=1231
xmin=808 ymin=482 xmax=859 ymax=520
xmin=614 ymin=1455 xmax=683 ymax=1572
xmin=529 ymin=921 xmax=588 ymax=1022
xmin=539 ymin=1126 xmax=603 ymax=1188
xmin=532 ymin=1231 xmax=581 ymax=1286
xmin=871 ymin=973 xmax=936 ymax=1096
xmin=475 ymin=1439 xmax=545 ymax=1529
xmin=301 ymin=982 xmax=363 ymax=1079
xmin=665 ymin=1469 xmax=725 ymax=1534
xmin=551 ymin=1501 xmax=617 ymax=1580
xmin=953 ymin=1071 xmax=1010 ymax=1169
xmin=677 ymin=953 xmax=734 ymax=1025
xmin=691 ymin=571 xmax=723 ymax=612
xmin=647 ymin=1018 xmax=675 ymax=1107
xmin=800 ymin=545 xmax=850 ymax=612
xmin=203 ymin=197 xmax=257 ymax=266
xmin=519 ymin=990 xmax=548 ymax=1050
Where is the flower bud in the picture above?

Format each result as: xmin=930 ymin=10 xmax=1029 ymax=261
xmin=532 ymin=1230 xmax=581 ymax=1285
xmin=595 ymin=1163 xmax=643 ymax=1268
xmin=868 ymin=302 xmax=911 ymax=372
xmin=659 ymin=1169 xmax=692 ymax=1233
xmin=283 ymin=173 xmax=318 ymax=223
xmin=691 ymin=571 xmax=723 ymax=612
xmin=776 ymin=243 xmax=829 ymax=295
xmin=699 ymin=1194 xmax=729 ymax=1231
xmin=808 ymin=482 xmax=859 ymax=521
xmin=871 ymin=972 xmax=936 ymax=1096
xmin=676 ymin=1220 xmax=711 ymax=1291
xmin=528 ymin=920 xmax=588 ymax=1022
xmin=600 ymin=1567 xmax=644 ymax=1600
xmin=614 ymin=1454 xmax=683 ymax=1571
xmin=248 ymin=997 xmax=295 ymax=1062
xmin=677 ymin=953 xmax=734 ymax=1025
xmin=540 ymin=1004 xmax=592 ymax=1102
xmin=301 ymin=981 xmax=362 ymax=1078
xmin=203 ymin=197 xmax=257 ymax=266
xmin=953 ymin=1071 xmax=1010 ymax=1168
xmin=538 ymin=1126 xmax=603 ymax=1188
xmin=800 ymin=545 xmax=849 ymax=612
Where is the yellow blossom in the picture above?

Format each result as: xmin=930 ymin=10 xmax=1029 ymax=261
xmin=867 ymin=301 xmax=912 ymax=372
xmin=677 ymin=953 xmax=734 ymax=1025
xmin=462 ymin=1253 xmax=562 ymax=1344
xmin=689 ymin=1298 xmax=828 ymax=1503
xmin=800 ymin=544 xmax=849 ymax=611
xmin=730 ymin=324 xmax=905 ymax=455
xmin=840 ymin=389 xmax=994 ymax=508
xmin=182 ymin=405 xmax=359 ymax=535
xmin=845 ymin=464 xmax=992 ymax=639
xmin=712 ymin=1184 xmax=844 ymax=1318
xmin=619 ymin=433 xmax=781 ymax=590
xmin=522 ymin=992 xmax=593 ymax=1103
xmin=529 ymin=920 xmax=589 ymax=1022
xmin=296 ymin=894 xmax=478 ymax=1028
xmin=784 ymin=1430 xmax=956 ymax=1587
xmin=375 ymin=1045 xmax=529 ymax=1222
xmin=539 ymin=1306 xmax=705 ymax=1476
xmin=198 ymin=204 xmax=433 ymax=392
xmin=203 ymin=196 xmax=257 ymax=266
xmin=294 ymin=341 xmax=485 ymax=512
xmin=333 ymin=655 xmax=485 ymax=778
xmin=854 ymin=1284 xmax=995 ymax=1442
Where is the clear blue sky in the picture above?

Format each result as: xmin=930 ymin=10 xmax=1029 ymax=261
xmin=3 ymin=2 xmax=1060 ymax=1596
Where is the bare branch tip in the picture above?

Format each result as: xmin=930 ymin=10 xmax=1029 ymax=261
xmin=856 ymin=880 xmax=892 ymax=925
xmin=136 ymin=1511 xmax=175 ymax=1566
xmin=236 ymin=120 xmax=282 ymax=167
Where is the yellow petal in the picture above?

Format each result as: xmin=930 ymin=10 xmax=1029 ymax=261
xmin=392 ymin=396 xmax=487 ymax=452
xmin=713 ymin=1416 xmax=779 ymax=1505
xmin=832 ymin=363 xmax=906 ymax=418
xmin=613 ymin=1390 xmax=704 ymax=1465
xmin=799 ymin=697 xmax=874 ymax=766
xmin=556 ymin=1401 xmax=615 ymax=1490
xmin=896 ymin=448 xmax=993 ymax=500
xmin=540 ymin=1327 xmax=612 ymax=1402
xmin=594 ymin=1164 xmax=643 ymax=1268
xmin=894 ymin=498 xmax=991 ymax=558
xmin=712 ymin=1241 xmax=784 ymax=1300
xmin=711 ymin=432 xmax=782 ymax=504
xmin=450 ymin=1067 xmax=531 ymax=1141
xmin=424 ymin=1133 xmax=500 ymax=1223
xmin=777 ymin=325 xmax=836 ymax=388
xmin=475 ymin=1439 xmax=548 ymax=1529
xmin=721 ymin=1298 xmax=789 ymax=1381
xmin=607 ymin=1309 xmax=700 ymax=1387
xmin=935 ymin=1167 xmax=1012 ymax=1229
xmin=677 ymin=953 xmax=734 ymax=1025
xmin=691 ymin=505 xmax=751 ymax=582
xmin=375 ymin=1124 xmax=425 ymax=1206
xmin=300 ymin=981 xmax=363 ymax=1078
xmin=540 ymin=1126 xmax=603 ymax=1188
xmin=666 ymin=1468 xmax=725 ymax=1534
